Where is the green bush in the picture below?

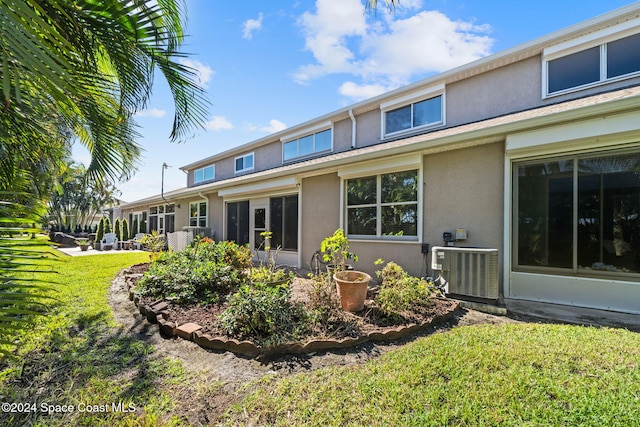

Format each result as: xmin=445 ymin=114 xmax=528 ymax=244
xmin=375 ymin=261 xmax=434 ymax=318
xmin=136 ymin=239 xmax=252 ymax=305
xmin=220 ymin=284 xmax=310 ymax=346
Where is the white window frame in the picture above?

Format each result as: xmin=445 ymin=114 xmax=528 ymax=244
xmin=194 ymin=164 xmax=215 ymax=184
xmin=380 ymin=83 xmax=445 ymax=138
xmin=282 ymin=129 xmax=333 ymax=162
xmin=234 ymin=152 xmax=255 ymax=174
xmin=281 ymin=121 xmax=333 ymax=162
xmin=338 ymin=155 xmax=423 ymax=242
xmin=542 ymin=18 xmax=640 ymax=98
xmin=189 ymin=201 xmax=208 ymax=227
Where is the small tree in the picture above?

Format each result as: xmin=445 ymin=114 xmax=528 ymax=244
xmin=122 ymin=218 xmax=130 ymax=242
xmin=104 ymin=217 xmax=112 ymax=234
xmin=96 ymin=217 xmax=106 ymax=243
xmin=114 ymin=218 xmax=121 ymax=241
xmin=131 ymin=218 xmax=138 ymax=238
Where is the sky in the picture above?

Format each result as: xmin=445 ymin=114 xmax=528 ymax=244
xmin=72 ymin=0 xmax=639 ymax=203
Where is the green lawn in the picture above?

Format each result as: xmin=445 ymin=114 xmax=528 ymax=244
xmin=0 ymin=247 xmax=213 ymax=426
xmin=2 ymin=244 xmax=640 ymax=426
xmin=227 ymin=323 xmax=640 ymax=426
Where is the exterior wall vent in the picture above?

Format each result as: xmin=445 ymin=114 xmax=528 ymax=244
xmin=431 ymin=246 xmax=499 ymax=300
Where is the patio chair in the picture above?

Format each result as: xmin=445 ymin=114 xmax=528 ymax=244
xmin=100 ymin=232 xmax=118 ymax=250
xmin=131 ymin=233 xmax=146 ymax=250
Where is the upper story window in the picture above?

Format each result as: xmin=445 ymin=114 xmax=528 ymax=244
xmin=544 ymin=20 xmax=640 ymax=97
xmin=194 ymin=164 xmax=215 ymax=184
xmin=283 ymin=129 xmax=332 ymax=161
xmin=235 ymin=152 xmax=254 ymax=174
xmin=381 ymin=84 xmax=445 ymax=137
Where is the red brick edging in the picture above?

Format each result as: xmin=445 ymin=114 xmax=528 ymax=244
xmin=123 ymin=271 xmax=460 ymax=359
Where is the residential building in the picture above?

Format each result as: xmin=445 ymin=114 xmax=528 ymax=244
xmin=121 ymin=3 xmax=640 ymax=315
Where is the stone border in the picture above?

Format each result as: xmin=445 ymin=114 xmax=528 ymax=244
xmin=123 ymin=271 xmax=461 ymax=359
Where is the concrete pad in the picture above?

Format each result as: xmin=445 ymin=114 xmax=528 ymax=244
xmin=505 ymin=299 xmax=640 ymax=331
xmin=55 ymin=246 xmax=145 ymax=256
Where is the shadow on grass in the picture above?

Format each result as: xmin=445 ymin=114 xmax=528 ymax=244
xmin=0 ymin=308 xmax=177 ymax=426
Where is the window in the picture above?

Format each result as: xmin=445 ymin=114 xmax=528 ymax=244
xmin=194 ymin=164 xmax=215 ymax=184
xmin=546 ymin=32 xmax=640 ymax=96
xmin=226 ymin=201 xmax=249 ymax=245
xmin=189 ymin=201 xmax=207 ymax=227
xmin=384 ymin=95 xmax=442 ymax=135
xmin=235 ymin=153 xmax=254 ymax=173
xmin=149 ymin=204 xmax=175 ymax=234
xmin=514 ymin=151 xmax=640 ymax=276
xmin=283 ymin=129 xmax=332 ymax=161
xmin=270 ymin=195 xmax=298 ymax=251
xmin=346 ymin=170 xmax=418 ymax=238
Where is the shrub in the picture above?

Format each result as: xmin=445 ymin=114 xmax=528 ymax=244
xmin=136 ymin=239 xmax=252 ymax=305
xmin=306 ymin=272 xmax=342 ymax=324
xmin=114 ymin=218 xmax=121 ymax=241
xmin=122 ymin=218 xmax=130 ymax=243
xmin=220 ymin=284 xmax=310 ymax=346
xmin=96 ymin=217 xmax=105 ymax=242
xmin=375 ymin=261 xmax=435 ymax=319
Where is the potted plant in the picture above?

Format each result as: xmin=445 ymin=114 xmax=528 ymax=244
xmin=320 ymin=229 xmax=371 ymax=312
xmin=75 ymin=238 xmax=90 ymax=252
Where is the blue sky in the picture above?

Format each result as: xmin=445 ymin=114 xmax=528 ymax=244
xmin=72 ymin=0 xmax=638 ymax=202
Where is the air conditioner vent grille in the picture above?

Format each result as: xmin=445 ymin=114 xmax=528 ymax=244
xmin=431 ymin=246 xmax=499 ymax=299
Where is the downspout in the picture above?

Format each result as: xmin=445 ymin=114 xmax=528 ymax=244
xmin=349 ymin=108 xmax=356 ymax=149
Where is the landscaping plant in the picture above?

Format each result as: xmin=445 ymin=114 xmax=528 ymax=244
xmin=220 ymin=283 xmax=310 ymax=346
xmin=374 ymin=260 xmax=435 ymax=319
xmin=136 ymin=239 xmax=252 ymax=305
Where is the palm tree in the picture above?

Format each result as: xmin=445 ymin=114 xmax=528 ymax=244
xmin=0 ymin=0 xmax=208 ymax=356
xmin=1 ymin=0 xmax=209 ymax=184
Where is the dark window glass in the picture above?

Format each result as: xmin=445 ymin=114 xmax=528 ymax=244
xmin=270 ymin=197 xmax=283 ymax=249
xmin=149 ymin=216 xmax=158 ymax=234
xmin=382 ymin=170 xmax=418 ymax=203
xmin=347 ymin=207 xmax=377 ymax=235
xmin=385 ymin=105 xmax=411 ymax=134
xmin=165 ymin=214 xmax=175 ymax=233
xmin=607 ymin=33 xmax=640 ymax=79
xmin=578 ymin=154 xmax=640 ymax=273
xmin=413 ymin=96 xmax=442 ymax=127
xmin=516 ymin=161 xmax=574 ymax=268
xmin=382 ymin=205 xmax=417 ymax=236
xmin=227 ymin=201 xmax=249 ymax=245
xmin=548 ymin=46 xmax=600 ymax=93
xmin=235 ymin=157 xmax=243 ymax=171
xmin=347 ymin=176 xmax=377 ymax=205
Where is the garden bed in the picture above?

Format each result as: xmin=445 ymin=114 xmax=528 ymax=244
xmin=124 ymin=263 xmax=460 ymax=359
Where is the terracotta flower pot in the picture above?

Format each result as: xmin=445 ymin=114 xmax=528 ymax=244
xmin=333 ymin=270 xmax=371 ymax=312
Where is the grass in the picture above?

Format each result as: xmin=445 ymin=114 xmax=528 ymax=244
xmin=2 ymin=240 xmax=640 ymax=426
xmin=0 ymin=244 xmax=216 ymax=426
xmin=226 ymin=323 xmax=640 ymax=426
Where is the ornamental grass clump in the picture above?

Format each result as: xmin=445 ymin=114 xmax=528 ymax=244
xmin=136 ymin=239 xmax=252 ymax=305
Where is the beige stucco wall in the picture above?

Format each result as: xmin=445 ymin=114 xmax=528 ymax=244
xmin=423 ymin=141 xmax=505 ymax=279
xmin=356 ymin=109 xmax=382 ymax=147
xmin=300 ymin=173 xmax=341 ymax=269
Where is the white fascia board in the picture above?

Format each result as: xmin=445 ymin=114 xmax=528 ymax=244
xmin=218 ymin=176 xmax=299 ymax=198
xmin=379 ymin=83 xmax=445 ymax=111
xmin=280 ymin=121 xmax=332 ymax=142
xmin=337 ymin=153 xmax=422 ymax=179
xmin=544 ymin=16 xmax=640 ymax=59
xmin=506 ymin=109 xmax=640 ymax=158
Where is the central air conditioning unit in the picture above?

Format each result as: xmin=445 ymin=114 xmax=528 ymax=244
xmin=431 ymin=246 xmax=499 ymax=300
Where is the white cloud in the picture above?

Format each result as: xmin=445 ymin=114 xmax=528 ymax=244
xmin=180 ymin=58 xmax=215 ymax=88
xmin=135 ymin=108 xmax=167 ymax=118
xmin=204 ymin=116 xmax=233 ymax=131
xmin=338 ymin=81 xmax=390 ymax=101
xmin=243 ymin=12 xmax=264 ymax=40
xmin=261 ymin=119 xmax=287 ymax=133
xmin=294 ymin=0 xmax=494 ymax=100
